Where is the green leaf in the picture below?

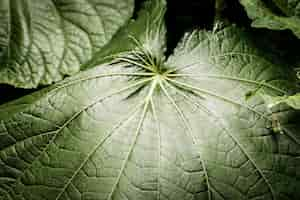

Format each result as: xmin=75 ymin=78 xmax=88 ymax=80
xmin=83 ymin=0 xmax=167 ymax=68
xmin=1 ymin=1 xmax=300 ymax=199
xmin=239 ymin=0 xmax=300 ymax=38
xmin=0 ymin=0 xmax=134 ymax=88
xmin=262 ymin=93 xmax=300 ymax=109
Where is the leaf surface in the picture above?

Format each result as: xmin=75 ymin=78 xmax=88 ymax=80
xmin=239 ymin=0 xmax=300 ymax=38
xmin=0 ymin=0 xmax=300 ymax=199
xmin=0 ymin=0 xmax=134 ymax=88
xmin=262 ymin=93 xmax=300 ymax=110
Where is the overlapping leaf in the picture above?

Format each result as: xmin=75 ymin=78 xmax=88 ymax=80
xmin=0 ymin=0 xmax=134 ymax=88
xmin=239 ymin=0 xmax=300 ymax=38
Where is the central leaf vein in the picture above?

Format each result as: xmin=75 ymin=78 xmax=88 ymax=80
xmin=159 ymin=79 xmax=212 ymax=200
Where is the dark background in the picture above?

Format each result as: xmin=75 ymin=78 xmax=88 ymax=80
xmin=0 ymin=0 xmax=299 ymax=105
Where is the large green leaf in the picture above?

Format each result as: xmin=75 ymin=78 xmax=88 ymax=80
xmin=0 ymin=0 xmax=134 ymax=88
xmin=1 ymin=1 xmax=300 ymax=199
xmin=239 ymin=0 xmax=300 ymax=38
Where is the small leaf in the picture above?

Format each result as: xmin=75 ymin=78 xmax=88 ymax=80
xmin=239 ymin=0 xmax=300 ymax=38
xmin=262 ymin=93 xmax=300 ymax=110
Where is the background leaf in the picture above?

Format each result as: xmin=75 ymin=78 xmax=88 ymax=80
xmin=239 ymin=0 xmax=300 ymax=38
xmin=0 ymin=0 xmax=134 ymax=88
